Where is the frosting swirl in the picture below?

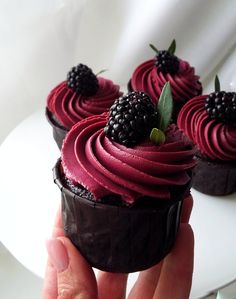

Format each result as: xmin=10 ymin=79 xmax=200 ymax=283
xmin=130 ymin=59 xmax=202 ymax=104
xmin=177 ymin=95 xmax=236 ymax=161
xmin=61 ymin=113 xmax=195 ymax=204
xmin=47 ymin=77 xmax=122 ymax=129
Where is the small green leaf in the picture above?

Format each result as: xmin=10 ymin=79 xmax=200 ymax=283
xmin=157 ymin=82 xmax=173 ymax=131
xmin=149 ymin=43 xmax=159 ymax=55
xmin=96 ymin=69 xmax=108 ymax=76
xmin=168 ymin=39 xmax=176 ymax=55
xmin=214 ymin=75 xmax=220 ymax=92
xmin=150 ymin=128 xmax=166 ymax=145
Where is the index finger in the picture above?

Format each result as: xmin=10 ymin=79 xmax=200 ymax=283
xmin=153 ymin=224 xmax=194 ymax=299
xmin=52 ymin=201 xmax=65 ymax=238
xmin=181 ymin=194 xmax=193 ymax=223
xmin=43 ymin=202 xmax=64 ymax=299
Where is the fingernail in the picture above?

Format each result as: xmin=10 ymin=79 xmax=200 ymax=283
xmin=46 ymin=238 xmax=69 ymax=272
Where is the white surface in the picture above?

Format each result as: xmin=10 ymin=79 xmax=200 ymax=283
xmin=0 ymin=110 xmax=235 ymax=299
xmin=0 ymin=110 xmax=60 ymax=277
xmin=0 ymin=242 xmax=43 ymax=299
xmin=190 ymin=192 xmax=236 ymax=298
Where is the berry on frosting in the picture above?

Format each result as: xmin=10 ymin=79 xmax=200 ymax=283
xmin=150 ymin=40 xmax=179 ymax=75
xmin=205 ymin=91 xmax=236 ymax=125
xmin=155 ymin=50 xmax=179 ymax=75
xmin=105 ymin=82 xmax=174 ymax=147
xmin=67 ymin=63 xmax=99 ymax=96
xmin=205 ymin=76 xmax=236 ymax=125
xmin=104 ymin=91 xmax=157 ymax=147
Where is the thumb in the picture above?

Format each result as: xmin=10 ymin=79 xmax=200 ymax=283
xmin=46 ymin=237 xmax=98 ymax=299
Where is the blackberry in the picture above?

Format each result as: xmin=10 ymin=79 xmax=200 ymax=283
xmin=155 ymin=50 xmax=179 ymax=75
xmin=67 ymin=64 xmax=99 ymax=96
xmin=104 ymin=91 xmax=157 ymax=147
xmin=205 ymin=91 xmax=236 ymax=125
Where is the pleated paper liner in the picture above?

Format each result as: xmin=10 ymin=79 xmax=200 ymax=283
xmin=193 ymin=155 xmax=236 ymax=195
xmin=53 ymin=159 xmax=190 ymax=273
xmin=45 ymin=108 xmax=68 ymax=149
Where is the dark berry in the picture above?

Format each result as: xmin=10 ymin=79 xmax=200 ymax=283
xmin=104 ymin=92 xmax=157 ymax=147
xmin=205 ymin=91 xmax=236 ymax=125
xmin=67 ymin=64 xmax=99 ymax=96
xmin=155 ymin=50 xmax=179 ymax=75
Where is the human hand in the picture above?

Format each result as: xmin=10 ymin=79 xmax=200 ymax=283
xmin=42 ymin=195 xmax=194 ymax=299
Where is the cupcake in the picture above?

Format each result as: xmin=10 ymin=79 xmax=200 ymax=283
xmin=128 ymin=40 xmax=202 ymax=121
xmin=53 ymin=84 xmax=196 ymax=272
xmin=177 ymin=77 xmax=236 ymax=195
xmin=46 ymin=64 xmax=122 ymax=149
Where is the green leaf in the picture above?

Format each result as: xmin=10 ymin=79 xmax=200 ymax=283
xmin=96 ymin=69 xmax=108 ymax=76
xmin=168 ymin=39 xmax=176 ymax=55
xmin=150 ymin=128 xmax=166 ymax=145
xmin=149 ymin=43 xmax=159 ymax=55
xmin=214 ymin=75 xmax=220 ymax=92
xmin=157 ymin=82 xmax=173 ymax=131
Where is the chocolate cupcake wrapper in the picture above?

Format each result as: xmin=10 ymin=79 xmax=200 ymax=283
xmin=53 ymin=159 xmax=185 ymax=273
xmin=193 ymin=156 xmax=236 ymax=195
xmin=45 ymin=108 xmax=68 ymax=149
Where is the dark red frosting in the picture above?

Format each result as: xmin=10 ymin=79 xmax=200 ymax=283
xmin=177 ymin=95 xmax=236 ymax=161
xmin=130 ymin=59 xmax=202 ymax=104
xmin=47 ymin=77 xmax=122 ymax=129
xmin=61 ymin=113 xmax=195 ymax=204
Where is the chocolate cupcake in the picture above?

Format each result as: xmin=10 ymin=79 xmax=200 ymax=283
xmin=46 ymin=64 xmax=122 ymax=149
xmin=177 ymin=78 xmax=236 ymax=195
xmin=128 ymin=40 xmax=202 ymax=121
xmin=53 ymin=85 xmax=196 ymax=272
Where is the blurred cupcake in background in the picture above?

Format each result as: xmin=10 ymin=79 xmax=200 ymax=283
xmin=128 ymin=40 xmax=202 ymax=121
xmin=177 ymin=76 xmax=236 ymax=195
xmin=46 ymin=63 xmax=122 ymax=149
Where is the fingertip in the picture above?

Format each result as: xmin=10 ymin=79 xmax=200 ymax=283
xmin=172 ymin=223 xmax=194 ymax=271
xmin=181 ymin=194 xmax=194 ymax=223
xmin=153 ymin=223 xmax=194 ymax=299
xmin=181 ymin=222 xmax=194 ymax=236
xmin=46 ymin=238 xmax=69 ymax=273
xmin=52 ymin=204 xmax=65 ymax=238
xmin=176 ymin=223 xmax=194 ymax=247
xmin=57 ymin=236 xmax=88 ymax=267
xmin=58 ymin=236 xmax=97 ymax=280
xmin=56 ymin=237 xmax=98 ymax=298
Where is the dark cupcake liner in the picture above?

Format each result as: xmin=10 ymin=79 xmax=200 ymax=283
xmin=53 ymin=159 xmax=188 ymax=273
xmin=45 ymin=108 xmax=68 ymax=149
xmin=192 ymin=155 xmax=236 ymax=195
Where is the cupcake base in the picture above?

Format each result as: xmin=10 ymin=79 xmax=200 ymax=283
xmin=192 ymin=155 xmax=236 ymax=195
xmin=53 ymin=159 xmax=190 ymax=273
xmin=45 ymin=108 xmax=68 ymax=149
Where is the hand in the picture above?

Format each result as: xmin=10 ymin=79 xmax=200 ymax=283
xmin=42 ymin=195 xmax=194 ymax=299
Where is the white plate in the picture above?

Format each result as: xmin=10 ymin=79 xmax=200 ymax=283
xmin=0 ymin=109 xmax=235 ymax=299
